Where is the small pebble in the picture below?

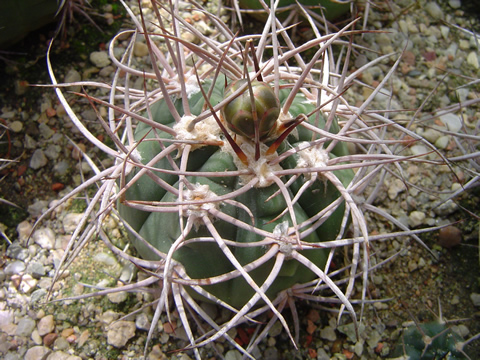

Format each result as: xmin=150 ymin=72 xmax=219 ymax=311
xmin=133 ymin=42 xmax=149 ymax=57
xmin=467 ymin=51 xmax=479 ymax=69
xmin=90 ymin=51 xmax=111 ymax=68
xmin=62 ymin=213 xmax=84 ymax=233
xmin=37 ymin=315 xmax=55 ymax=336
xmin=439 ymin=113 xmax=462 ymax=132
xmin=408 ymin=210 xmax=426 ymax=227
xmin=16 ymin=317 xmax=36 ymax=337
xmin=425 ymin=2 xmax=444 ymax=20
xmin=135 ymin=313 xmax=150 ymax=331
xmin=107 ymin=321 xmax=136 ymax=348
xmin=43 ymin=332 xmax=58 ymax=347
xmin=438 ymin=226 xmax=462 ymax=248
xmin=9 ymin=121 xmax=23 ymax=133
xmin=30 ymin=149 xmax=48 ymax=170
xmin=107 ymin=291 xmax=128 ymax=304
xmin=448 ymin=0 xmax=461 ymax=9
xmin=320 ymin=326 xmax=337 ymax=341
xmin=4 ymin=260 xmax=26 ymax=275
xmin=32 ymin=228 xmax=56 ymax=250
xmin=24 ymin=346 xmax=50 ymax=360
xmin=64 ymin=68 xmax=82 ymax=93
xmin=470 ymin=293 xmax=480 ymax=307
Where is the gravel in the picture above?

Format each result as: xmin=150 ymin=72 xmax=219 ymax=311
xmin=1 ymin=0 xmax=479 ymax=359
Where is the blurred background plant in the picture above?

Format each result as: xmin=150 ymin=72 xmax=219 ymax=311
xmin=0 ymin=0 xmax=104 ymax=50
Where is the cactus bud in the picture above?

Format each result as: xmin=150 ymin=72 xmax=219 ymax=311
xmin=221 ymin=79 xmax=280 ymax=140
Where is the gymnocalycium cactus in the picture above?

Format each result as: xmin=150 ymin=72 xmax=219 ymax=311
xmin=118 ymin=69 xmax=354 ymax=310
xmin=40 ymin=0 xmax=459 ymax=358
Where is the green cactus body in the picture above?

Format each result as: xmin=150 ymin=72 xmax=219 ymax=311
xmin=238 ymin=0 xmax=351 ymax=22
xmin=119 ymin=76 xmax=353 ymax=309
xmin=391 ymin=321 xmax=466 ymax=360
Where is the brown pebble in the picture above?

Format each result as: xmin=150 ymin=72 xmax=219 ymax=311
xmin=61 ymin=328 xmax=75 ymax=338
xmin=51 ymin=183 xmax=65 ymax=192
xmin=306 ymin=320 xmax=317 ymax=335
xmin=438 ymin=226 xmax=462 ymax=248
xmin=403 ymin=50 xmax=416 ymax=66
xmin=46 ymin=107 xmax=57 ymax=117
xmin=306 ymin=309 xmax=320 ymax=323
xmin=43 ymin=332 xmax=58 ymax=347
xmin=163 ymin=321 xmax=176 ymax=334
xmin=72 ymin=143 xmax=86 ymax=160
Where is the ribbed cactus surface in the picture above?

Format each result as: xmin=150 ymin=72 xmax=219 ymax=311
xmin=118 ymin=76 xmax=353 ymax=308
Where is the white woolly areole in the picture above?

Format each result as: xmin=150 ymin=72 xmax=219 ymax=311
xmin=273 ymin=221 xmax=294 ymax=256
xmin=116 ymin=144 xmax=142 ymax=175
xmin=173 ymin=114 xmax=223 ymax=151
xmin=296 ymin=142 xmax=329 ymax=180
xmin=222 ymin=139 xmax=282 ymax=188
xmin=183 ymin=183 xmax=219 ymax=227
xmin=171 ymin=73 xmax=201 ymax=98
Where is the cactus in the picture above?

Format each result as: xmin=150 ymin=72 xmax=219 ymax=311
xmin=390 ymin=320 xmax=467 ymax=360
xmin=40 ymin=0 xmax=463 ymax=358
xmin=117 ymin=73 xmax=354 ymax=310
xmin=236 ymin=0 xmax=351 ymax=23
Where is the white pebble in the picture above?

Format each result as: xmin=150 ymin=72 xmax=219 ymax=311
xmin=17 ymin=220 xmax=33 ymax=245
xmin=448 ymin=0 xmax=461 ymax=9
xmin=409 ymin=210 xmax=426 ymax=227
xmin=439 ymin=113 xmax=462 ymax=133
xmin=133 ymin=42 xmax=149 ymax=57
xmin=434 ymin=135 xmax=450 ymax=149
xmin=467 ymin=51 xmax=479 ymax=69
xmin=425 ymin=2 xmax=444 ymax=20
xmin=93 ymin=252 xmax=119 ymax=267
xmin=24 ymin=346 xmax=50 ymax=360
xmin=410 ymin=144 xmax=429 ymax=156
xmin=9 ymin=120 xmax=23 ymax=133
xmin=90 ymin=51 xmax=111 ymax=68
xmin=422 ymin=128 xmax=442 ymax=143
xmin=32 ymin=228 xmax=56 ymax=250
xmin=62 ymin=213 xmax=84 ymax=233
xmin=107 ymin=321 xmax=136 ymax=348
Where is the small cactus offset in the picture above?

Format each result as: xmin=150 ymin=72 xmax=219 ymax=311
xmin=390 ymin=321 xmax=466 ymax=360
xmin=41 ymin=0 xmax=463 ymax=358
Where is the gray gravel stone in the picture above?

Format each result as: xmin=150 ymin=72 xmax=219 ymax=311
xmin=16 ymin=318 xmax=36 ymax=337
xmin=4 ymin=260 xmax=26 ymax=275
xmin=6 ymin=243 xmax=29 ymax=260
xmin=53 ymin=160 xmax=70 ymax=176
xmin=39 ymin=123 xmax=55 ymax=139
xmin=320 ymin=326 xmax=337 ymax=341
xmin=470 ymin=293 xmax=480 ymax=307
xmin=26 ymin=262 xmax=46 ymax=279
xmin=30 ymin=149 xmax=48 ymax=170
xmin=62 ymin=213 xmax=84 ymax=233
xmin=135 ymin=313 xmax=150 ymax=331
xmin=44 ymin=144 xmax=61 ymax=160
xmin=27 ymin=200 xmax=48 ymax=218
xmin=64 ymin=69 xmax=82 ymax=93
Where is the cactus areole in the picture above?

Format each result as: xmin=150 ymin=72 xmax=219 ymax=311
xmin=118 ymin=76 xmax=353 ymax=308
